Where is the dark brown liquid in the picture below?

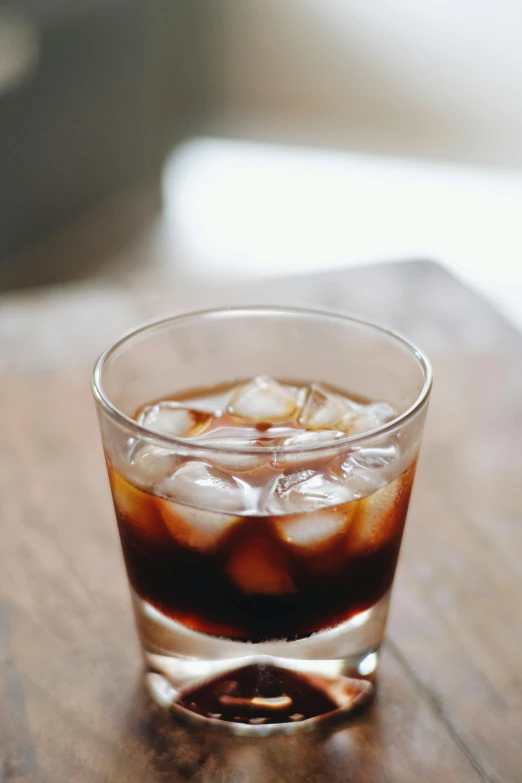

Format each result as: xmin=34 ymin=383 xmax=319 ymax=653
xmin=178 ymin=664 xmax=339 ymax=724
xmin=109 ymin=381 xmax=415 ymax=642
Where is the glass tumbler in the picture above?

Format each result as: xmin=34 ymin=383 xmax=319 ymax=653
xmin=92 ymin=307 xmax=431 ymax=734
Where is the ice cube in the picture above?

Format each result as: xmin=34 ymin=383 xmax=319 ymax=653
xmin=348 ymin=483 xmax=398 ymax=553
xmin=273 ymin=508 xmax=352 ymax=553
xmin=108 ymin=467 xmax=167 ymax=542
xmin=157 ymin=498 xmax=241 ymax=552
xmin=255 ymin=425 xmax=306 ymax=442
xmin=276 ymin=429 xmax=346 ymax=468
xmin=343 ymin=402 xmax=396 ymax=436
xmin=282 ymin=430 xmax=346 ymax=448
xmin=158 ymin=461 xmax=247 ymax=514
xmin=225 ymin=533 xmax=296 ymax=594
xmin=348 ymin=467 xmax=413 ymax=553
xmin=127 ymin=441 xmax=179 ymax=487
xmin=290 ymin=385 xmax=308 ymax=410
xmin=180 ymin=389 xmax=230 ymax=415
xmin=138 ymin=402 xmax=211 ymax=438
xmin=298 ymin=384 xmax=352 ymax=430
xmin=265 ymin=468 xmax=354 ymax=514
xmin=331 ymin=444 xmax=400 ymax=497
xmin=194 ymin=432 xmax=267 ymax=472
xmin=227 ymin=376 xmax=297 ymax=422
xmin=349 ymin=444 xmax=399 ymax=471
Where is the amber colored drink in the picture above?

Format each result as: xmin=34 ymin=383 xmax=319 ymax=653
xmin=108 ymin=379 xmax=416 ymax=644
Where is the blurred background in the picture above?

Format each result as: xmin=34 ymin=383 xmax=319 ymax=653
xmin=1 ymin=0 xmax=521 ymax=325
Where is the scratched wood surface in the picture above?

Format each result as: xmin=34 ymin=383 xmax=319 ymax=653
xmin=1 ymin=258 xmax=521 ymax=782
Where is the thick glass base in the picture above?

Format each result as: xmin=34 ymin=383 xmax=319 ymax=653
xmin=133 ymin=590 xmax=390 ymax=735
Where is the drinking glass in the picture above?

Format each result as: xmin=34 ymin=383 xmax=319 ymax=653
xmin=92 ymin=307 xmax=432 ymax=734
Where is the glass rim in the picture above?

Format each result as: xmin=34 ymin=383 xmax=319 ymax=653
xmin=91 ymin=305 xmax=432 ymax=455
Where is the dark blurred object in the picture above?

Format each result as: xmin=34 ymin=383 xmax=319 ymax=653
xmin=0 ymin=0 xmax=216 ymax=287
xmin=0 ymin=1 xmax=145 ymax=265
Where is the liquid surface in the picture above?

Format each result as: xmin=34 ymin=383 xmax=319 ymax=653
xmin=108 ymin=377 xmax=416 ymax=641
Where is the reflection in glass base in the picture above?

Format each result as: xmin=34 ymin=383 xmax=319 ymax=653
xmin=133 ymin=590 xmax=390 ymax=735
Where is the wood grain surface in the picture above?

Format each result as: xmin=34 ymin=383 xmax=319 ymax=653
xmin=1 ymin=258 xmax=521 ymax=782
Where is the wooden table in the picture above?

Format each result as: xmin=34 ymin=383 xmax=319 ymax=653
xmin=1 ymin=259 xmax=521 ymax=782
